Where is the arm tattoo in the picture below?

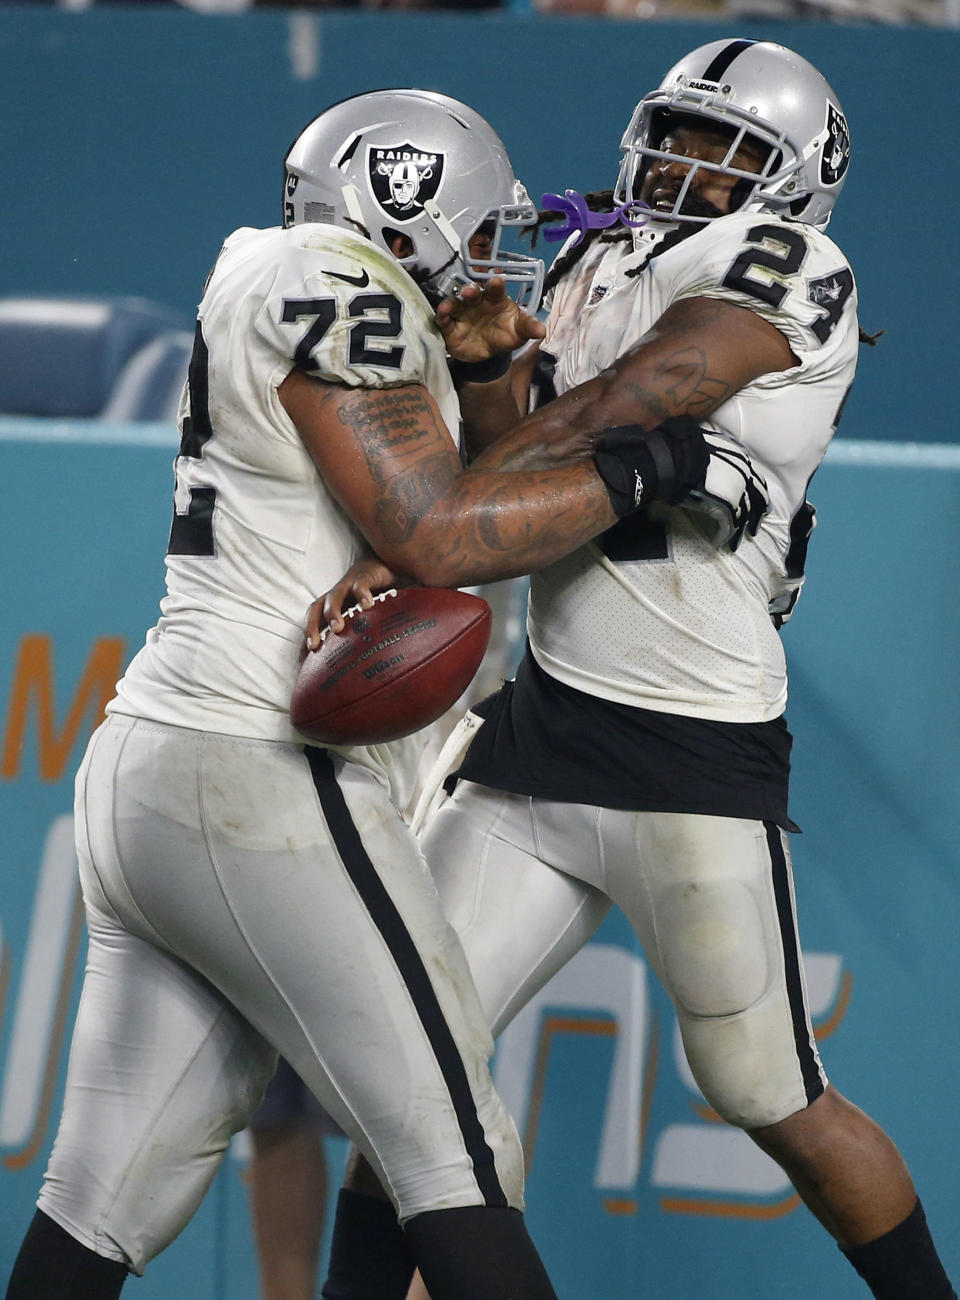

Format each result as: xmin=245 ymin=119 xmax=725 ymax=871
xmin=336 ymin=388 xmax=440 ymax=489
xmin=324 ymin=383 xmax=611 ymax=575
xmin=332 ymin=387 xmax=461 ymax=543
xmin=654 ymin=346 xmax=733 ymax=416
xmin=373 ymin=451 xmax=458 ymax=544
xmin=446 ymin=473 xmax=609 ymax=568
xmin=625 ymin=346 xmax=732 ymax=420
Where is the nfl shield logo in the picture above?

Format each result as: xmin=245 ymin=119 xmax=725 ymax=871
xmin=368 ymin=143 xmax=444 ymax=223
xmin=820 ymin=104 xmax=850 ymax=188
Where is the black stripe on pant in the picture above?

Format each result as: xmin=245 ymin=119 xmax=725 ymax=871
xmin=306 ymin=746 xmax=508 ymax=1208
xmin=764 ymin=821 xmax=824 ymax=1106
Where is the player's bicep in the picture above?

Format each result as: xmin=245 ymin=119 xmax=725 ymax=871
xmin=278 ymin=370 xmax=462 ymax=559
xmin=533 ymin=295 xmax=796 ymax=437
xmin=615 ymin=296 xmax=796 ymax=421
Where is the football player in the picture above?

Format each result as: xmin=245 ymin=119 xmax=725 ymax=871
xmin=318 ymin=43 xmax=956 ymax=1300
xmin=5 ymin=90 xmax=764 ymax=1300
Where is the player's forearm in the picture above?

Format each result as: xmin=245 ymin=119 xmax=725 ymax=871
xmin=374 ymin=462 xmax=616 ymax=588
xmin=453 ymin=340 xmax=545 ymax=461
xmin=485 ymin=347 xmax=713 ymax=452
xmin=284 ymin=369 xmax=615 ymax=585
xmin=373 ymin=403 xmax=619 ymax=584
xmin=457 ymin=371 xmax=525 ymax=460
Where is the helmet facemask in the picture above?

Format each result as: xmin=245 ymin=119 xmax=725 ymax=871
xmin=384 ymin=181 xmax=544 ymax=310
xmin=615 ymin=41 xmax=851 ymax=231
xmin=616 ymin=99 xmax=789 ymax=227
xmin=440 ymin=193 xmax=544 ymax=309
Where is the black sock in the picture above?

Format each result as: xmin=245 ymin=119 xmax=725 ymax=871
xmin=404 ymin=1205 xmax=557 ymax=1300
xmin=320 ymin=1188 xmax=415 ymax=1299
xmin=5 ymin=1210 xmax=127 ymax=1300
xmin=841 ymin=1199 xmax=957 ymax=1299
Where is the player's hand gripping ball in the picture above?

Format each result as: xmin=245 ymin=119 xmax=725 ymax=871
xmin=290 ymin=587 xmax=492 ymax=745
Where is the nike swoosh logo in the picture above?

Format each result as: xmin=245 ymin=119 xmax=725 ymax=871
xmin=325 ymin=268 xmax=370 ymax=288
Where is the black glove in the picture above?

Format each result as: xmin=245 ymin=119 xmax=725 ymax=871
xmin=593 ymin=416 xmax=769 ymax=551
xmin=593 ymin=416 xmax=709 ymax=515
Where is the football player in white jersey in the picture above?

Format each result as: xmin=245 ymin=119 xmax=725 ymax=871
xmin=5 ymin=90 xmax=766 ymax=1300
xmin=319 ymin=43 xmax=956 ymax=1300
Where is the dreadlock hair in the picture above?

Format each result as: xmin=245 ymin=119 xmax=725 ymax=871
xmin=526 ymin=190 xmax=634 ymax=297
xmin=527 ymin=189 xmax=884 ymax=346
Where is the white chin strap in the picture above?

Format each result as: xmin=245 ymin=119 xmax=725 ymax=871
xmin=420 ymin=199 xmax=472 ymax=298
xmin=341 ymin=184 xmax=368 ymax=233
xmin=422 ymin=199 xmax=461 ymax=253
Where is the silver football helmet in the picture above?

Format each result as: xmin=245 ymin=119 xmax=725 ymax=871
xmin=283 ymin=90 xmax=544 ymax=307
xmin=615 ymin=40 xmax=851 ymax=229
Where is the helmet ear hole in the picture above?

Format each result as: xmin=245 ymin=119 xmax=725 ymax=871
xmin=382 ymin=227 xmax=414 ymax=260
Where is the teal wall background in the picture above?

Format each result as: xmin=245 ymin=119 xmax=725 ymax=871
xmin=1 ymin=6 xmax=958 ymax=1298
xmin=0 ymin=6 xmax=954 ymax=443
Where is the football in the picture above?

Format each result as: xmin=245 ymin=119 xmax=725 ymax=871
xmin=290 ymin=586 xmax=492 ymax=746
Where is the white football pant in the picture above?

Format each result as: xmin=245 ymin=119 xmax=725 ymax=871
xmin=422 ymin=780 xmax=827 ymax=1131
xmin=40 ymin=715 xmax=523 ymax=1274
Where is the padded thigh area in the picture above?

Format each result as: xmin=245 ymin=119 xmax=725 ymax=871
xmin=424 ymin=790 xmax=825 ymax=1132
xmin=518 ymin=803 xmax=825 ymax=1130
xmin=620 ymin=813 xmax=823 ymax=1128
xmin=50 ymin=716 xmax=528 ymax=1271
xmin=654 ymin=867 xmax=774 ymax=1019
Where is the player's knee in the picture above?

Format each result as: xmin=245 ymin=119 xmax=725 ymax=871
xmin=682 ymin=1015 xmax=816 ymax=1129
xmin=658 ymin=877 xmax=772 ymax=1018
xmin=390 ymin=1095 xmax=525 ymax=1222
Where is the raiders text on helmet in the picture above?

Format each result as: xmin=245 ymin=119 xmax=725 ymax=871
xmin=615 ymin=39 xmax=851 ymax=229
xmin=283 ymin=90 xmax=544 ymax=307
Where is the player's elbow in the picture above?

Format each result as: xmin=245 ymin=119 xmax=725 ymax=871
xmin=388 ymin=536 xmax=496 ymax=589
xmin=398 ymin=552 xmax=464 ymax=590
xmin=373 ymin=509 xmax=513 ymax=589
xmin=370 ymin=533 xmax=460 ymax=590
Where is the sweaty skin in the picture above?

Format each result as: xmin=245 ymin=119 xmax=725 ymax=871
xmin=640 ymin=123 xmax=770 ymax=218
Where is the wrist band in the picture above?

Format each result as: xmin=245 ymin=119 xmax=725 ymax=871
xmin=593 ymin=425 xmax=657 ymax=518
xmin=594 ymin=418 xmax=715 ymax=518
xmin=448 ymin=352 xmax=512 ymax=385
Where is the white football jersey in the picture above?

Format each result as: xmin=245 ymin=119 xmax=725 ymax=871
xmin=530 ymin=211 xmax=859 ymax=722
xmin=110 ymin=223 xmax=460 ymax=788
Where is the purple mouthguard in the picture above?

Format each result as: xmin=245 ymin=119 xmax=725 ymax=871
xmin=540 ymin=190 xmax=653 ymax=247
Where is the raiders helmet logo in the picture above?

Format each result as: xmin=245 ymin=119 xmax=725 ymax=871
xmin=368 ymin=144 xmax=444 ymax=223
xmin=820 ymin=104 xmax=850 ymax=188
